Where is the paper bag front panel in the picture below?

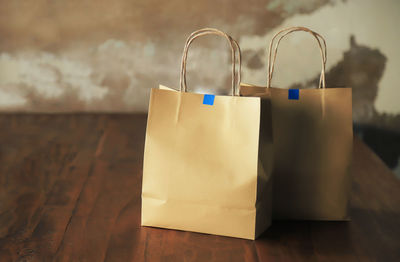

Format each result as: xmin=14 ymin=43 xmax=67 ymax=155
xmin=142 ymin=88 xmax=263 ymax=239
xmin=270 ymin=87 xmax=352 ymax=220
xmin=240 ymin=85 xmax=352 ymax=220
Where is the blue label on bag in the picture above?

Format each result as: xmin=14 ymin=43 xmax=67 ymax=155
xmin=203 ymin=94 xmax=215 ymax=105
xmin=288 ymin=89 xmax=299 ymax=100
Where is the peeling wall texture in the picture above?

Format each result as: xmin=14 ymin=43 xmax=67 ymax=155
xmin=0 ymin=0 xmax=399 ymax=172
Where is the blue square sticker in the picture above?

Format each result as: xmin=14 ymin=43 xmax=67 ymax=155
xmin=288 ymin=89 xmax=299 ymax=100
xmin=203 ymin=94 xmax=215 ymax=105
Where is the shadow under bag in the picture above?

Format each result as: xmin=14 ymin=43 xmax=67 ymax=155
xmin=142 ymin=28 xmax=272 ymax=239
xmin=240 ymin=27 xmax=353 ymax=220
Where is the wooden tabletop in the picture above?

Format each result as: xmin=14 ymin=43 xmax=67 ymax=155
xmin=0 ymin=114 xmax=399 ymax=262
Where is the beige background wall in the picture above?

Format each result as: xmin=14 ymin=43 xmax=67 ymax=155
xmin=0 ymin=0 xmax=399 ymax=131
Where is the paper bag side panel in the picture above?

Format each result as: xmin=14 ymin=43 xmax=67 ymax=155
xmin=254 ymin=97 xmax=273 ymax=237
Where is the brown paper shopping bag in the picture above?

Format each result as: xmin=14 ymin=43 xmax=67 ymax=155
xmin=240 ymin=27 xmax=352 ymax=220
xmin=141 ymin=28 xmax=272 ymax=239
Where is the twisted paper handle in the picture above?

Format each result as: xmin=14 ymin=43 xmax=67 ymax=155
xmin=180 ymin=28 xmax=241 ymax=96
xmin=267 ymin=26 xmax=327 ymax=89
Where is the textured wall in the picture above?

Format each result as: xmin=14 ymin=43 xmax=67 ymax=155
xmin=0 ymin=0 xmax=399 ymax=170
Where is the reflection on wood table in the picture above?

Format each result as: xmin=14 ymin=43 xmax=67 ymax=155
xmin=0 ymin=114 xmax=399 ymax=261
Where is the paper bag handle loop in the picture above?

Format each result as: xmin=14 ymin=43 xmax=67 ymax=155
xmin=267 ymin=26 xmax=327 ymax=89
xmin=180 ymin=28 xmax=241 ymax=96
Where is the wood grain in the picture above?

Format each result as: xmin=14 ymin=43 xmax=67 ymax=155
xmin=0 ymin=114 xmax=399 ymax=261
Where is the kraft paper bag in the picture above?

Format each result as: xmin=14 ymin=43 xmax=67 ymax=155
xmin=141 ymin=28 xmax=272 ymax=239
xmin=240 ymin=27 xmax=352 ymax=220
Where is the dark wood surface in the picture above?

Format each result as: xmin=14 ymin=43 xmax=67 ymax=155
xmin=0 ymin=114 xmax=399 ymax=262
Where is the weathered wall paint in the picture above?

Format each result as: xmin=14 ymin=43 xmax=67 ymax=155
xmin=0 ymin=0 xmax=398 ymax=120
